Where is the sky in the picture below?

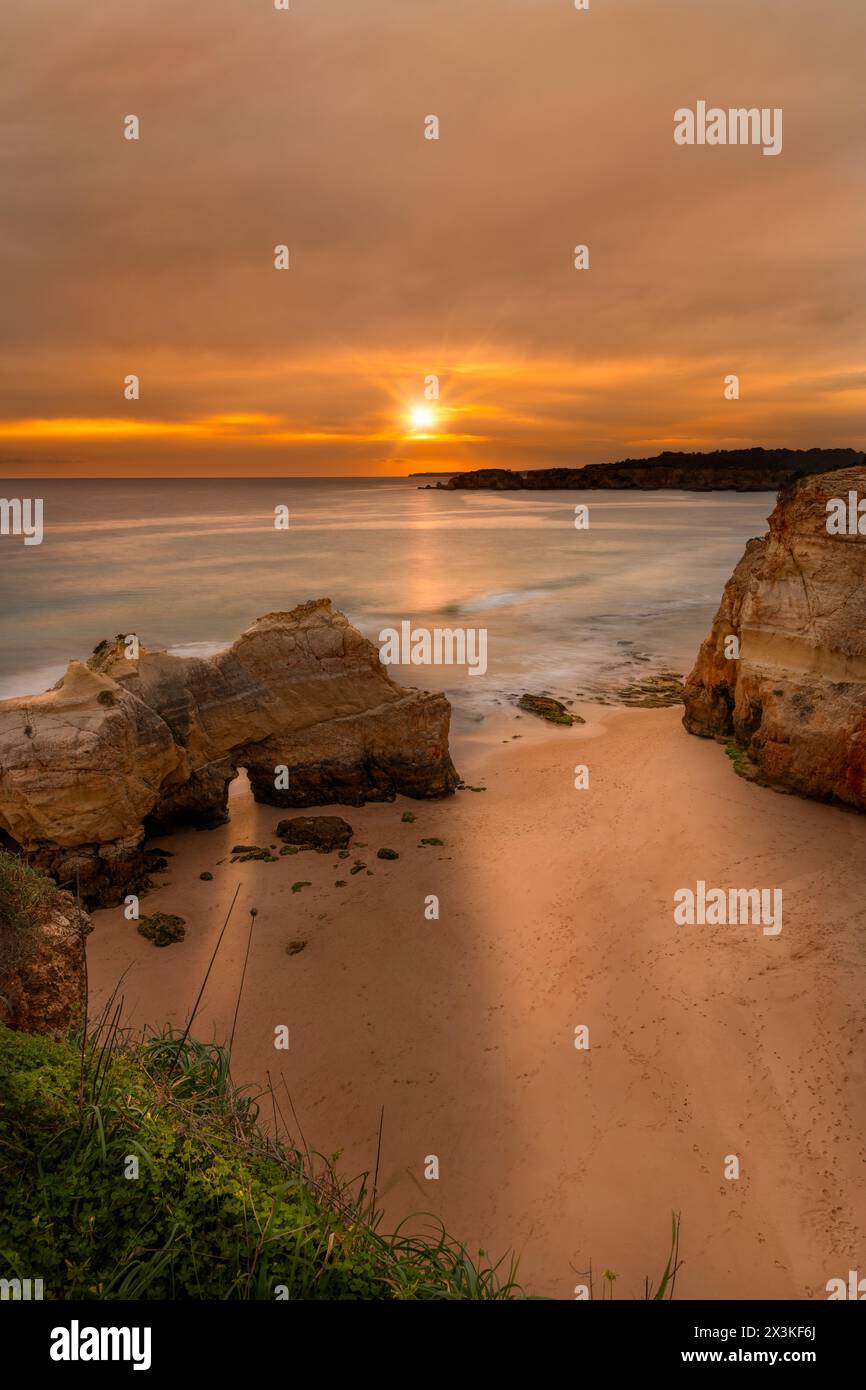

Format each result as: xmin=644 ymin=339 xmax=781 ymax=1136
xmin=1 ymin=0 xmax=864 ymax=477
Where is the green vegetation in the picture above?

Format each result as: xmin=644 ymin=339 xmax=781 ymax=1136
xmin=0 ymin=851 xmax=55 ymax=971
xmin=724 ymin=740 xmax=750 ymax=777
xmin=137 ymin=913 xmax=186 ymax=947
xmin=0 ymin=1023 xmax=526 ymax=1300
xmin=376 ymin=848 xmax=399 ymax=860
xmin=577 ymin=1213 xmax=681 ymax=1300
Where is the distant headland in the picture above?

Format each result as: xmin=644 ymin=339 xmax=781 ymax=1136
xmin=423 ymin=447 xmax=864 ymax=493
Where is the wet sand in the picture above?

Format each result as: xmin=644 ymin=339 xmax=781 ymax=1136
xmin=86 ymin=704 xmax=866 ymax=1299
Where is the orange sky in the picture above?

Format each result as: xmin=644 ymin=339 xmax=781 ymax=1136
xmin=2 ymin=0 xmax=864 ymax=477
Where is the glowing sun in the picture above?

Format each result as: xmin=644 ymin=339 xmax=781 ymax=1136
xmin=408 ymin=404 xmax=436 ymax=431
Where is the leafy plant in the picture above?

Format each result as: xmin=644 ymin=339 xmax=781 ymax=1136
xmin=0 ymin=851 xmax=56 ymax=971
xmin=0 ymin=1021 xmax=527 ymax=1301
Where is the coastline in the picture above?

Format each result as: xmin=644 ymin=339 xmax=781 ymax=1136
xmin=85 ymin=702 xmax=866 ymax=1299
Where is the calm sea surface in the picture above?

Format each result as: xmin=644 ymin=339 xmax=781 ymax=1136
xmin=0 ymin=478 xmax=775 ymax=726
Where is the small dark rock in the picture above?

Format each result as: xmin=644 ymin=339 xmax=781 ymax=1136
xmin=276 ymin=816 xmax=353 ymax=853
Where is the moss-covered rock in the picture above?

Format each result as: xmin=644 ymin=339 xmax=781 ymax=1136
xmin=517 ymin=694 xmax=580 ymax=726
xmin=137 ymin=913 xmax=185 ymax=947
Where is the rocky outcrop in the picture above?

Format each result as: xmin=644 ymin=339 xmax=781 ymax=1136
xmin=615 ymin=671 xmax=685 ymax=708
xmin=0 ymin=880 xmax=91 ymax=1039
xmin=439 ymin=468 xmax=526 ymax=491
xmin=517 ymin=694 xmax=579 ymax=726
xmin=683 ymin=467 xmax=866 ymax=809
xmin=435 ymin=448 xmax=864 ymax=493
xmin=276 ymin=816 xmax=353 ymax=852
xmin=0 ymin=601 xmax=458 ymax=905
xmin=681 ymin=541 xmax=765 ymax=737
xmin=0 ymin=663 xmax=187 ymax=903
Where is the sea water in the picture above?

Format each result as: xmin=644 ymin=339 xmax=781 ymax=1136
xmin=0 ymin=477 xmax=775 ymax=727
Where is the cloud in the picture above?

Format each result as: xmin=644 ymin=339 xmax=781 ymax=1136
xmin=1 ymin=0 xmax=864 ymax=474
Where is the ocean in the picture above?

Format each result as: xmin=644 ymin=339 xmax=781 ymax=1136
xmin=0 ymin=478 xmax=775 ymax=726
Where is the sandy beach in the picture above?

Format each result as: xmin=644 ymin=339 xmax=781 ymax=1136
xmin=86 ymin=703 xmax=866 ymax=1300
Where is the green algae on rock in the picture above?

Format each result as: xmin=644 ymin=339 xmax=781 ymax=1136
xmin=137 ymin=913 xmax=186 ymax=947
xmin=517 ymin=694 xmax=580 ymax=726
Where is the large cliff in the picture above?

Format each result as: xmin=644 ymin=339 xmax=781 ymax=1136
xmin=435 ymin=448 xmax=863 ymax=493
xmin=0 ymin=600 xmax=458 ymax=906
xmin=682 ymin=467 xmax=866 ymax=809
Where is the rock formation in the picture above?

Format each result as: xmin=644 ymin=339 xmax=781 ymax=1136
xmin=0 ymin=663 xmax=187 ymax=902
xmin=0 ymin=601 xmax=458 ymax=905
xmin=434 ymin=448 xmax=863 ymax=493
xmin=0 ymin=877 xmax=91 ymax=1038
xmin=517 ymin=694 xmax=579 ymax=726
xmin=276 ymin=816 xmax=354 ymax=852
xmin=683 ymin=467 xmax=866 ymax=809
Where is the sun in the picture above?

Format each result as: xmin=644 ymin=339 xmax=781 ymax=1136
xmin=408 ymin=404 xmax=437 ymax=431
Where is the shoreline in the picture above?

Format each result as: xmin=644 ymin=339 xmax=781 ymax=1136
xmin=85 ymin=703 xmax=866 ymax=1299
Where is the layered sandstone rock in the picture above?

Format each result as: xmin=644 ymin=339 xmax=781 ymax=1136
xmin=683 ymin=467 xmax=866 ymax=809
xmin=0 ymin=663 xmax=187 ymax=902
xmin=0 ymin=601 xmax=458 ymax=904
